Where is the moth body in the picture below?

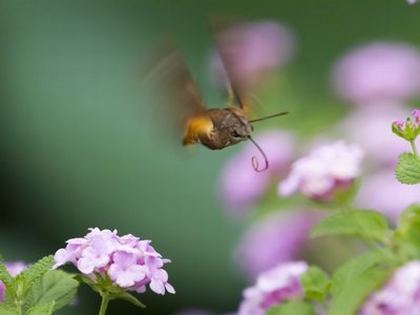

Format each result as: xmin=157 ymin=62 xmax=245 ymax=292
xmin=182 ymin=107 xmax=253 ymax=150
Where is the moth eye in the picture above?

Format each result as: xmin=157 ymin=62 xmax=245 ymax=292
xmin=231 ymin=129 xmax=242 ymax=139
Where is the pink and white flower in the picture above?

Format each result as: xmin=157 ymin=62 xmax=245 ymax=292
xmin=279 ymin=141 xmax=364 ymax=201
xmin=238 ymin=262 xmax=308 ymax=315
xmin=359 ymin=261 xmax=420 ymax=315
xmin=53 ymin=228 xmax=174 ymax=295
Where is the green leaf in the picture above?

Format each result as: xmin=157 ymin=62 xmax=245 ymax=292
xmin=24 ymin=270 xmax=79 ymax=312
xmin=311 ymin=209 xmax=390 ymax=243
xmin=0 ymin=262 xmax=14 ymax=290
xmin=0 ymin=305 xmax=18 ymax=315
xmin=26 ymin=301 xmax=55 ymax=315
xmin=266 ymin=300 xmax=315 ymax=315
xmin=395 ymin=152 xmax=420 ymax=185
xmin=17 ymin=256 xmax=53 ymax=294
xmin=301 ymin=266 xmax=330 ymax=302
xmin=395 ymin=203 xmax=420 ymax=258
xmin=328 ymin=251 xmax=393 ymax=315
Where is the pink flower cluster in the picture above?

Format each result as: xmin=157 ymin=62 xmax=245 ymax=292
xmin=53 ymin=228 xmax=175 ymax=295
xmin=279 ymin=141 xmax=364 ymax=201
xmin=238 ymin=261 xmax=307 ymax=315
xmin=360 ymin=261 xmax=420 ymax=315
xmin=0 ymin=262 xmax=27 ymax=302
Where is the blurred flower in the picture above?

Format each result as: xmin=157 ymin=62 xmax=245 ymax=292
xmin=356 ymin=170 xmax=420 ymax=223
xmin=279 ymin=141 xmax=363 ymax=201
xmin=0 ymin=262 xmax=27 ymax=302
xmin=332 ymin=42 xmax=420 ymax=104
xmin=392 ymin=108 xmax=420 ymax=142
xmin=359 ymin=261 xmax=420 ymax=315
xmin=238 ymin=261 xmax=307 ymax=315
xmin=218 ymin=130 xmax=295 ymax=216
xmin=210 ymin=20 xmax=296 ymax=90
xmin=54 ymin=228 xmax=175 ymax=295
xmin=235 ymin=210 xmax=318 ymax=280
xmin=407 ymin=0 xmax=417 ymax=4
xmin=340 ymin=103 xmax=413 ymax=166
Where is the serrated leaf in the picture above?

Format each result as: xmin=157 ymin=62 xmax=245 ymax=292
xmin=266 ymin=300 xmax=315 ymax=315
xmin=26 ymin=301 xmax=55 ymax=315
xmin=328 ymin=251 xmax=393 ymax=315
xmin=24 ymin=270 xmax=79 ymax=312
xmin=0 ymin=305 xmax=18 ymax=315
xmin=395 ymin=152 xmax=420 ymax=185
xmin=311 ymin=209 xmax=390 ymax=243
xmin=18 ymin=256 xmax=53 ymax=293
xmin=301 ymin=266 xmax=330 ymax=302
xmin=0 ymin=262 xmax=14 ymax=290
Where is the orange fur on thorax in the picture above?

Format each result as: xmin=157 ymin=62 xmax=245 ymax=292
xmin=182 ymin=115 xmax=214 ymax=145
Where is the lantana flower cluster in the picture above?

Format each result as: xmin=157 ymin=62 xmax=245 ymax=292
xmin=54 ymin=228 xmax=175 ymax=295
xmin=238 ymin=262 xmax=307 ymax=315
xmin=360 ymin=261 xmax=420 ymax=315
xmin=279 ymin=141 xmax=364 ymax=201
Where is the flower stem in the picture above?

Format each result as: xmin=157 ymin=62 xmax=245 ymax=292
xmin=410 ymin=140 xmax=418 ymax=156
xmin=98 ymin=294 xmax=110 ymax=315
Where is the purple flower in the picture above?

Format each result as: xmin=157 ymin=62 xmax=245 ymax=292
xmin=356 ymin=170 xmax=420 ymax=223
xmin=238 ymin=262 xmax=308 ymax=315
xmin=218 ymin=130 xmax=295 ymax=216
xmin=210 ymin=20 xmax=296 ymax=90
xmin=0 ymin=262 xmax=27 ymax=302
xmin=407 ymin=0 xmax=417 ymax=4
xmin=332 ymin=42 xmax=420 ymax=104
xmin=54 ymin=228 xmax=175 ymax=295
xmin=235 ymin=210 xmax=318 ymax=280
xmin=340 ymin=103 xmax=412 ymax=165
xmin=279 ymin=141 xmax=363 ymax=201
xmin=359 ymin=261 xmax=420 ymax=315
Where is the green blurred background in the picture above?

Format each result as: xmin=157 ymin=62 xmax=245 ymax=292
xmin=0 ymin=1 xmax=418 ymax=314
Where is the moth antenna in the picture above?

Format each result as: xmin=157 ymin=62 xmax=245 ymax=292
xmin=247 ymin=136 xmax=269 ymax=172
xmin=249 ymin=111 xmax=289 ymax=123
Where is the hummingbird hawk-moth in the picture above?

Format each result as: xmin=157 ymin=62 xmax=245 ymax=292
xmin=146 ymin=26 xmax=288 ymax=172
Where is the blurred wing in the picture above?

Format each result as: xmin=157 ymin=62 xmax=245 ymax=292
xmin=142 ymin=41 xmax=207 ymax=136
xmin=210 ymin=17 xmax=249 ymax=112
